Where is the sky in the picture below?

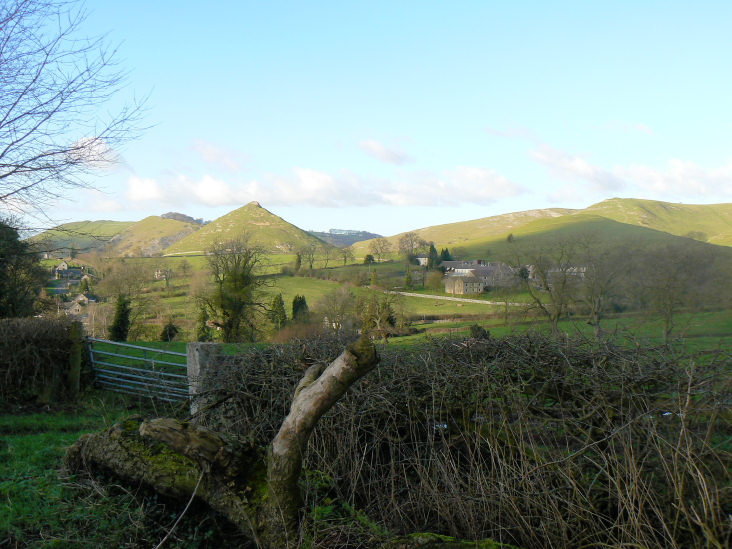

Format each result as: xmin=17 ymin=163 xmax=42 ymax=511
xmin=55 ymin=1 xmax=732 ymax=235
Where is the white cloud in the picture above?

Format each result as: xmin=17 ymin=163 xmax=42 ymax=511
xmin=191 ymin=140 xmax=247 ymax=172
xmin=84 ymin=189 xmax=124 ymax=212
xmin=68 ymin=137 xmax=119 ymax=169
xmin=359 ymin=139 xmax=412 ymax=165
xmin=380 ymin=167 xmax=523 ymax=207
xmin=619 ymin=159 xmax=732 ymax=197
xmin=531 ymin=145 xmax=626 ymax=192
xmin=127 ymin=176 xmax=165 ymax=202
xmin=120 ymin=163 xmax=521 ymax=210
xmin=531 ymin=142 xmax=732 ymax=200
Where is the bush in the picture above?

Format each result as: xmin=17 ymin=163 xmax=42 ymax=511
xmin=469 ymin=324 xmax=489 ymax=339
xmin=159 ymin=320 xmax=179 ymax=342
xmin=0 ymin=318 xmax=89 ymax=403
xmin=197 ymin=333 xmax=732 ymax=549
xmin=108 ymin=295 xmax=130 ymax=341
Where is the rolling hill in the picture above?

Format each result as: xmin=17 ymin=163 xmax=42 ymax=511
xmin=352 ymin=198 xmax=732 ymax=260
xmin=582 ymin=198 xmax=732 ymax=246
xmin=106 ymin=216 xmax=200 ymax=257
xmin=164 ymin=201 xmax=330 ymax=255
xmin=29 ymin=220 xmax=134 ymax=256
xmin=352 ymin=207 xmax=573 ymax=257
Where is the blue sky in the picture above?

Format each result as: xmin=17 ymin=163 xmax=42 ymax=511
xmin=60 ymin=1 xmax=732 ymax=235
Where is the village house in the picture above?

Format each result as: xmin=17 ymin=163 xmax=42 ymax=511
xmin=55 ymin=261 xmax=83 ymax=280
xmin=444 ymin=273 xmax=485 ymax=295
xmin=414 ymin=254 xmax=429 ymax=266
xmin=442 ymin=260 xmax=517 ymax=294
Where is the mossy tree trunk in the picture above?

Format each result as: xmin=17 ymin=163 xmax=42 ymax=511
xmin=65 ymin=336 xmax=380 ymax=548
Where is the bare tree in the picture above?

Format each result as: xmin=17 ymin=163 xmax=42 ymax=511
xmin=299 ymin=243 xmax=318 ymax=271
xmin=510 ymin=237 xmax=580 ymax=336
xmin=576 ymin=235 xmax=627 ymax=338
xmin=319 ymin=242 xmax=334 ymax=269
xmin=339 ymin=245 xmax=354 ymax=266
xmin=398 ymin=231 xmax=427 ymax=259
xmin=0 ymin=0 xmax=143 ymax=218
xmin=632 ymin=241 xmax=717 ymax=343
xmin=369 ymin=237 xmax=392 ymax=263
xmin=96 ymin=258 xmax=153 ymax=336
xmin=315 ymin=286 xmax=355 ymax=332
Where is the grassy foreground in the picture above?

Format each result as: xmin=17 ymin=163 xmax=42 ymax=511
xmin=0 ymin=393 xmax=247 ymax=548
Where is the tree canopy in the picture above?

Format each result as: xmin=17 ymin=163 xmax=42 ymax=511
xmin=201 ymin=238 xmax=267 ymax=342
xmin=0 ymin=220 xmax=45 ymax=317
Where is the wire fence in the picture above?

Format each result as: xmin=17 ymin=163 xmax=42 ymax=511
xmin=88 ymin=338 xmax=188 ymax=402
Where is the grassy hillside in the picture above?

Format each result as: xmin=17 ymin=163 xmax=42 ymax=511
xmin=165 ymin=201 xmax=330 ymax=255
xmin=353 ymin=198 xmax=732 ymax=259
xmin=106 ymin=216 xmax=199 ymax=257
xmin=582 ymin=197 xmax=732 ymax=245
xmin=352 ymin=207 xmax=574 ymax=257
xmin=29 ymin=220 xmax=133 ymax=255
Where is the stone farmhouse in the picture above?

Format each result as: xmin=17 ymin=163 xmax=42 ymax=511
xmin=441 ymin=260 xmax=517 ymax=295
xmin=54 ymin=261 xmax=83 ymax=280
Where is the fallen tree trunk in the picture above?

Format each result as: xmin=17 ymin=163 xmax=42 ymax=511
xmin=65 ymin=336 xmax=379 ymax=548
xmin=65 ymin=336 xmax=518 ymax=548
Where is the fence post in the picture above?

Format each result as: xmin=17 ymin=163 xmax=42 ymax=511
xmin=187 ymin=342 xmax=219 ymax=417
xmin=67 ymin=321 xmax=83 ymax=399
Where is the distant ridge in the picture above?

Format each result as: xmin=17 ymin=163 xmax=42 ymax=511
xmin=352 ymin=198 xmax=732 ymax=259
xmin=161 ymin=212 xmax=206 ymax=225
xmin=308 ymin=229 xmax=381 ymax=248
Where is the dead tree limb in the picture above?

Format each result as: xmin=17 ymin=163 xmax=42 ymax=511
xmin=65 ymin=336 xmax=379 ymax=548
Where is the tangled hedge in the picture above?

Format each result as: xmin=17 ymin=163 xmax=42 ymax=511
xmin=0 ymin=317 xmax=87 ymax=404
xmin=194 ymin=333 xmax=732 ymax=549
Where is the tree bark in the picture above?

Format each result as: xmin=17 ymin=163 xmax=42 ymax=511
xmin=263 ymin=335 xmax=379 ymax=545
xmin=65 ymin=336 xmax=379 ymax=548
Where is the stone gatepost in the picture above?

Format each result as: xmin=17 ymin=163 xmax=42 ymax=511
xmin=186 ymin=342 xmax=220 ymax=417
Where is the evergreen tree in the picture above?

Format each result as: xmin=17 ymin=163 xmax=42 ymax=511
xmin=79 ymin=278 xmax=90 ymax=293
xmin=268 ymin=293 xmax=287 ymax=329
xmin=439 ymin=248 xmax=453 ymax=262
xmin=404 ymin=265 xmax=412 ymax=289
xmin=0 ymin=221 xmax=46 ymax=317
xmin=292 ymin=294 xmax=308 ymax=322
xmin=427 ymin=242 xmax=439 ymax=269
xmin=109 ymin=295 xmax=131 ymax=342
xmin=160 ymin=320 xmax=179 ymax=342
xmin=294 ymin=252 xmax=302 ymax=272
xmin=195 ymin=306 xmax=212 ymax=342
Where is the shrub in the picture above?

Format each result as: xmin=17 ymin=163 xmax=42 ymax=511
xmin=108 ymin=295 xmax=130 ymax=341
xmin=0 ymin=318 xmax=89 ymax=403
xmin=196 ymin=333 xmax=732 ymax=549
xmin=159 ymin=320 xmax=179 ymax=342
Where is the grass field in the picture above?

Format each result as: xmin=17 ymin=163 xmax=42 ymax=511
xmin=0 ymin=393 xmax=212 ymax=548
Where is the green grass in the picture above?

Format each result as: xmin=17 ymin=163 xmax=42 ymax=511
xmin=392 ymin=308 xmax=732 ymax=352
xmin=0 ymin=392 xmax=235 ymax=547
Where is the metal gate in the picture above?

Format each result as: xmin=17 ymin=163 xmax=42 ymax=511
xmin=88 ymin=338 xmax=188 ymax=402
